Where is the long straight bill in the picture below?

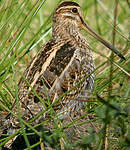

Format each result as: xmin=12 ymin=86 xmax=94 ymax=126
xmin=82 ymin=20 xmax=126 ymax=60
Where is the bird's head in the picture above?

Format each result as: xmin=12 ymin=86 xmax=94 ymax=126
xmin=53 ymin=1 xmax=83 ymax=29
xmin=52 ymin=1 xmax=125 ymax=60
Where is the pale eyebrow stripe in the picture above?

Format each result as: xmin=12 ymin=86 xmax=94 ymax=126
xmin=56 ymin=6 xmax=80 ymax=13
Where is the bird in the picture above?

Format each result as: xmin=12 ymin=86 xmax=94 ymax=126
xmin=1 ymin=1 xmax=125 ymax=149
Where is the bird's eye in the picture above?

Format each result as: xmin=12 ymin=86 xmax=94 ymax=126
xmin=72 ymin=8 xmax=78 ymax=13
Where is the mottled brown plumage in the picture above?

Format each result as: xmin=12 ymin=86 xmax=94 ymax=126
xmin=6 ymin=2 xmax=94 ymax=128
xmin=2 ymin=1 xmax=125 ymax=148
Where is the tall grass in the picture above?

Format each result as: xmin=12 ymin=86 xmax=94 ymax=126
xmin=0 ymin=0 xmax=129 ymax=149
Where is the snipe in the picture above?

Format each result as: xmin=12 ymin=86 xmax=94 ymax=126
xmin=2 ymin=1 xmax=125 ymax=148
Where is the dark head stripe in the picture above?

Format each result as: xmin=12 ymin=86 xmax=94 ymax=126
xmin=56 ymin=1 xmax=80 ymax=11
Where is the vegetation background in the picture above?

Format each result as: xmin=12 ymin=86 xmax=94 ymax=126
xmin=0 ymin=0 xmax=129 ymax=149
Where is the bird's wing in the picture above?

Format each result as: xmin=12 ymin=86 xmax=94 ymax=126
xmin=6 ymin=40 xmax=78 ymax=124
